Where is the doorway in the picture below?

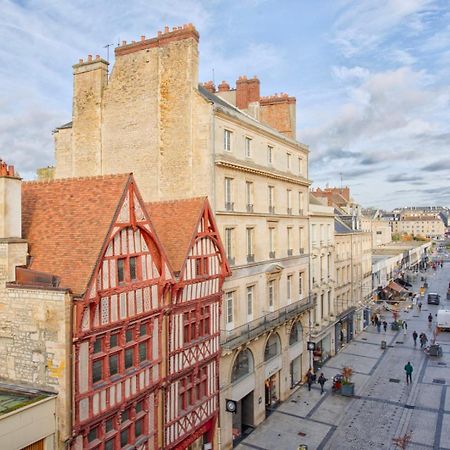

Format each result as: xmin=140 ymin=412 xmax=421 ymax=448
xmin=232 ymin=391 xmax=254 ymax=446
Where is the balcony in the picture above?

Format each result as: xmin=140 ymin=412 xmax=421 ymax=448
xmin=287 ymin=208 xmax=292 ymax=215
xmin=246 ymin=203 xmax=254 ymax=213
xmin=225 ymin=202 xmax=234 ymax=211
xmin=247 ymin=254 xmax=255 ymax=263
xmin=269 ymin=206 xmax=275 ymax=214
xmin=287 ymin=249 xmax=293 ymax=256
xmin=228 ymin=256 xmax=235 ymax=266
xmin=299 ymin=248 xmax=305 ymax=254
xmin=221 ymin=295 xmax=314 ymax=350
xmin=298 ymin=209 xmax=304 ymax=216
xmin=269 ymin=251 xmax=276 ymax=259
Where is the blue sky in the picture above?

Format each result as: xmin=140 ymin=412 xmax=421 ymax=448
xmin=1 ymin=0 xmax=449 ymax=209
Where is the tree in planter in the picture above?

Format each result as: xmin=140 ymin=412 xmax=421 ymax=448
xmin=340 ymin=366 xmax=354 ymax=396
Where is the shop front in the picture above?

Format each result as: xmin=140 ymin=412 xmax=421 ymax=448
xmin=335 ymin=309 xmax=355 ymax=353
xmin=312 ymin=333 xmax=333 ymax=371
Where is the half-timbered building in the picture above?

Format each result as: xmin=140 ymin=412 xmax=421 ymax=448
xmin=147 ymin=198 xmax=230 ymax=450
xmin=15 ymin=174 xmax=230 ymax=450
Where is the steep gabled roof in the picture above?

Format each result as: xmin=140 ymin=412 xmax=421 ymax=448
xmin=145 ymin=197 xmax=207 ymax=274
xmin=22 ymin=174 xmax=131 ymax=295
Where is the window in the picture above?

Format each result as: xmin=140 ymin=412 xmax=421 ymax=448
xmin=299 ymin=227 xmax=303 ymax=252
xmin=289 ymin=321 xmax=303 ymax=346
xmin=247 ymin=286 xmax=253 ymax=316
xmin=268 ymin=186 xmax=274 ymax=212
xmin=88 ymin=427 xmax=98 ymax=443
xmin=224 ymin=129 xmax=232 ymax=151
xmin=269 ymin=227 xmax=275 ymax=255
xmin=226 ymin=292 xmax=233 ymax=324
xmin=117 ymin=258 xmax=125 ymax=284
xmin=183 ymin=309 xmax=196 ymax=343
xmin=245 ymin=137 xmax=252 ymax=157
xmin=298 ymin=157 xmax=303 ymax=175
xmin=287 ymin=152 xmax=291 ymax=169
xmin=268 ymin=280 xmax=275 ymax=307
xmin=120 ymin=428 xmax=129 ymax=448
xmin=179 ymin=366 xmax=208 ymax=412
xmin=287 ymin=275 xmax=292 ymax=301
xmin=287 ymin=189 xmax=292 ymax=213
xmin=195 ymin=257 xmax=209 ymax=277
xmin=93 ymin=337 xmax=103 ymax=354
xmin=129 ymin=256 xmax=137 ymax=280
xmin=246 ymin=227 xmax=254 ymax=258
xmin=246 ymin=181 xmax=253 ymax=210
xmin=231 ymin=349 xmax=254 ymax=382
xmin=298 ymin=192 xmax=303 ymax=214
xmin=198 ymin=305 xmax=211 ymax=337
xmin=124 ymin=348 xmax=134 ymax=369
xmin=287 ymin=227 xmax=292 ymax=252
xmin=321 ymin=294 xmax=324 ymax=319
xmin=92 ymin=359 xmax=103 ymax=384
xmin=264 ymin=333 xmax=280 ymax=361
xmin=267 ymin=145 xmax=273 ymax=163
xmin=224 ymin=178 xmax=233 ymax=210
xmin=135 ymin=418 xmax=144 ymax=437
xmin=109 ymin=354 xmax=119 ymax=376
xmin=224 ymin=228 xmax=233 ymax=260
xmin=105 ymin=439 xmax=115 ymax=450
xmin=298 ymin=273 xmax=303 ymax=296
xmin=105 ymin=418 xmax=114 ymax=433
xmin=110 ymin=334 xmax=118 ymax=348
xmin=138 ymin=341 xmax=148 ymax=362
xmin=125 ymin=329 xmax=133 ymax=342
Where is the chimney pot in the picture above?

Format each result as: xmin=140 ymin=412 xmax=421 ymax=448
xmin=79 ymin=58 xmax=84 ymax=64
xmin=164 ymin=26 xmax=169 ymax=33
xmin=158 ymin=31 xmax=162 ymax=37
xmin=95 ymin=54 xmax=100 ymax=60
xmin=141 ymin=35 xmax=146 ymax=41
xmin=87 ymin=54 xmax=93 ymax=62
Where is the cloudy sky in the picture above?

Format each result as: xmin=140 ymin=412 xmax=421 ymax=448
xmin=1 ymin=0 xmax=449 ymax=209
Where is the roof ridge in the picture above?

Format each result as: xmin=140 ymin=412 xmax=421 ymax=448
xmin=24 ymin=173 xmax=132 ymax=185
xmin=145 ymin=196 xmax=207 ymax=206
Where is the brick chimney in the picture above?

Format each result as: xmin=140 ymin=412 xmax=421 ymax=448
xmin=236 ymin=75 xmax=260 ymax=110
xmin=201 ymin=80 xmax=216 ymax=93
xmin=260 ymin=93 xmax=296 ymax=139
xmin=218 ymin=81 xmax=230 ymax=92
xmin=0 ymin=160 xmax=27 ymax=283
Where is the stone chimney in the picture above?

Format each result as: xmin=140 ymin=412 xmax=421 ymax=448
xmin=0 ymin=160 xmax=27 ymax=283
xmin=236 ymin=75 xmax=260 ymax=110
xmin=0 ymin=160 xmax=21 ymax=239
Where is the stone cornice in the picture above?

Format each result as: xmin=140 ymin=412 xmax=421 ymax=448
xmin=215 ymin=155 xmax=311 ymax=187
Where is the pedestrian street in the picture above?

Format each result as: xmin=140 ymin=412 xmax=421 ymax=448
xmin=235 ymin=262 xmax=450 ymax=450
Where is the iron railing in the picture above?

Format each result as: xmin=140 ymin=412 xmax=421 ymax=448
xmin=220 ymin=295 xmax=314 ymax=350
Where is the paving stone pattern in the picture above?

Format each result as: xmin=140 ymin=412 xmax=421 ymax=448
xmin=236 ymin=262 xmax=450 ymax=450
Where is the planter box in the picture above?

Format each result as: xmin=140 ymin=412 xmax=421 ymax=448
xmin=340 ymin=382 xmax=355 ymax=397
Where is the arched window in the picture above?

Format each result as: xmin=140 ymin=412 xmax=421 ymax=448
xmin=289 ymin=321 xmax=303 ymax=346
xmin=231 ymin=349 xmax=254 ymax=383
xmin=264 ymin=333 xmax=281 ymax=361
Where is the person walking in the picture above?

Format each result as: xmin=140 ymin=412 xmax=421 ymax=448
xmin=404 ymin=361 xmax=413 ymax=384
xmin=306 ymin=369 xmax=314 ymax=392
xmin=376 ymin=321 xmax=381 ymax=333
xmin=383 ymin=320 xmax=388 ymax=333
xmin=402 ymin=320 xmax=408 ymax=335
xmin=420 ymin=333 xmax=428 ymax=348
xmin=318 ymin=373 xmax=327 ymax=394
xmin=418 ymin=301 xmax=422 ymax=312
xmin=428 ymin=313 xmax=433 ymax=329
xmin=412 ymin=330 xmax=418 ymax=346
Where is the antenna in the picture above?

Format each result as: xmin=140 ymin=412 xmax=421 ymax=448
xmin=104 ymin=43 xmax=114 ymax=63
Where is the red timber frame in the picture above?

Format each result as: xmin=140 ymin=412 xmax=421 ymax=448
xmin=72 ymin=179 xmax=173 ymax=450
xmin=164 ymin=202 xmax=231 ymax=449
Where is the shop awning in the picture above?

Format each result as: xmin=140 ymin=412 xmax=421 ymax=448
xmin=387 ymin=281 xmax=408 ymax=293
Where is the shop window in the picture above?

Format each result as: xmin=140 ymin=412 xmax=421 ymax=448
xmin=289 ymin=321 xmax=303 ymax=346
xmin=264 ymin=333 xmax=281 ymax=361
xmin=231 ymin=349 xmax=254 ymax=383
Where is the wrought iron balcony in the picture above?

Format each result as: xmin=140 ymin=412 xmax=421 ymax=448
xmin=247 ymin=254 xmax=255 ymax=263
xmin=246 ymin=203 xmax=254 ymax=212
xmin=225 ymin=202 xmax=234 ymax=211
xmin=220 ymin=295 xmax=314 ymax=350
xmin=287 ymin=249 xmax=293 ymax=256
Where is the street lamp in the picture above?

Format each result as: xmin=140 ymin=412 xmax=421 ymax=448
xmin=307 ymin=340 xmax=315 ymax=370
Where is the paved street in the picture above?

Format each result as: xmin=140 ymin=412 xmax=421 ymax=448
xmin=236 ymin=262 xmax=450 ymax=450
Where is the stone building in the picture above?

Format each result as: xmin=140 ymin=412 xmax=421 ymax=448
xmin=51 ymin=24 xmax=312 ymax=449
xmin=390 ymin=215 xmax=446 ymax=239
xmin=308 ymin=194 xmax=335 ymax=368
xmin=360 ymin=209 xmax=392 ymax=247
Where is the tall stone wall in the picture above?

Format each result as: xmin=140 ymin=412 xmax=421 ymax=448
xmin=0 ymin=287 xmax=72 ymax=448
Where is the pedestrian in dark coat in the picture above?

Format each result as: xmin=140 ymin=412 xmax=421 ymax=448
xmin=383 ymin=321 xmax=388 ymax=332
xmin=404 ymin=361 xmax=413 ymax=384
xmin=412 ymin=330 xmax=418 ymax=346
xmin=376 ymin=321 xmax=381 ymax=333
xmin=306 ymin=369 xmax=314 ymax=391
xmin=318 ymin=373 xmax=327 ymax=394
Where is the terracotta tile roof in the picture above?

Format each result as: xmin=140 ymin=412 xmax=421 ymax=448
xmin=145 ymin=197 xmax=206 ymax=273
xmin=22 ymin=174 xmax=131 ymax=296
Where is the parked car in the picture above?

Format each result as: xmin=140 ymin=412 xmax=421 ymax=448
xmin=427 ymin=293 xmax=441 ymax=305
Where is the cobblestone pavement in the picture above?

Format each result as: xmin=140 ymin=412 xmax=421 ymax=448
xmin=235 ymin=262 xmax=450 ymax=450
